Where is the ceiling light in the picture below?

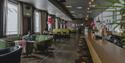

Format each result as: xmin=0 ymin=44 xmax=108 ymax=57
xmin=77 ymin=6 xmax=83 ymax=9
xmin=87 ymin=15 xmax=89 ymax=17
xmin=66 ymin=6 xmax=72 ymax=8
xmin=85 ymin=17 xmax=88 ymax=20
xmin=91 ymin=0 xmax=94 ymax=2
xmin=87 ymin=7 xmax=90 ymax=10
xmin=91 ymin=5 xmax=96 ymax=7
xmin=87 ymin=11 xmax=92 ymax=13
xmin=89 ymin=2 xmax=92 ymax=5
xmin=70 ymin=11 xmax=75 ymax=13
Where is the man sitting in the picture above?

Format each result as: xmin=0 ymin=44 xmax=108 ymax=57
xmin=22 ymin=31 xmax=35 ymax=41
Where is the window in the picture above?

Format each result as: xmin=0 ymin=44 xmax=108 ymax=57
xmin=34 ymin=11 xmax=40 ymax=32
xmin=6 ymin=2 xmax=18 ymax=35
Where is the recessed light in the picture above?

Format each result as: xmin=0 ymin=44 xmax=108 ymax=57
xmin=66 ymin=6 xmax=72 ymax=8
xmin=87 ymin=15 xmax=89 ymax=17
xmin=76 ymin=6 xmax=83 ymax=9
xmin=85 ymin=17 xmax=88 ymax=20
xmin=91 ymin=5 xmax=96 ymax=7
xmin=89 ymin=2 xmax=92 ymax=5
xmin=70 ymin=11 xmax=75 ymax=13
xmin=87 ymin=11 xmax=92 ymax=13
xmin=91 ymin=0 xmax=94 ymax=2
xmin=87 ymin=7 xmax=90 ymax=10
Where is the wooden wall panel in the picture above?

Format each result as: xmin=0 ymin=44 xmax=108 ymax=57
xmin=40 ymin=11 xmax=48 ymax=34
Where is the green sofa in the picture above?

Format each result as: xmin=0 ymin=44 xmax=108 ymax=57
xmin=33 ymin=35 xmax=53 ymax=53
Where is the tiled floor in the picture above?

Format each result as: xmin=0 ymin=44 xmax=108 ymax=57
xmin=21 ymin=34 xmax=79 ymax=63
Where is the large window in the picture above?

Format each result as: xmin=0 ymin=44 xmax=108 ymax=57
xmin=6 ymin=2 xmax=18 ymax=35
xmin=34 ymin=11 xmax=40 ymax=32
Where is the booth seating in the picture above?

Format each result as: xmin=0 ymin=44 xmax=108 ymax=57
xmin=34 ymin=35 xmax=53 ymax=55
xmin=0 ymin=46 xmax=22 ymax=63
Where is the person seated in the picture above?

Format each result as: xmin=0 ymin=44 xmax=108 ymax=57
xmin=22 ymin=31 xmax=35 ymax=41
xmin=22 ymin=31 xmax=35 ymax=55
xmin=43 ymin=30 xmax=49 ymax=35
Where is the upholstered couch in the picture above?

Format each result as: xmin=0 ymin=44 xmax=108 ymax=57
xmin=0 ymin=46 xmax=22 ymax=63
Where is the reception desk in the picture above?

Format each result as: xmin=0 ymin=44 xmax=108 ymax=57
xmin=86 ymin=37 xmax=125 ymax=63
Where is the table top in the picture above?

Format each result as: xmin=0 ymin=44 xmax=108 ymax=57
xmin=14 ymin=40 xmax=21 ymax=42
xmin=14 ymin=40 xmax=35 ymax=43
xmin=86 ymin=37 xmax=125 ymax=63
xmin=26 ymin=41 xmax=35 ymax=43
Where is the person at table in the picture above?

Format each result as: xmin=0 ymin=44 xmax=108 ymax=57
xmin=43 ymin=29 xmax=49 ymax=35
xmin=22 ymin=31 xmax=35 ymax=41
xmin=22 ymin=31 xmax=35 ymax=56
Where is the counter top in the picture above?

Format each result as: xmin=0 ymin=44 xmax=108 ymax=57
xmin=86 ymin=37 xmax=125 ymax=63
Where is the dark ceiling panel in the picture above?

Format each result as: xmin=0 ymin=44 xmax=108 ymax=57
xmin=63 ymin=0 xmax=114 ymax=18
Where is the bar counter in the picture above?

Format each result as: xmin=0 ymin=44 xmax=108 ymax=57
xmin=86 ymin=37 xmax=125 ymax=63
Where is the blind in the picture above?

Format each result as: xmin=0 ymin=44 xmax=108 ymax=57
xmin=6 ymin=2 xmax=18 ymax=35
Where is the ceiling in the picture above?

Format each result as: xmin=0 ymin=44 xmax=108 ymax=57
xmin=63 ymin=0 xmax=114 ymax=19
xmin=64 ymin=0 xmax=89 ymax=18
xmin=18 ymin=0 xmax=115 ymax=20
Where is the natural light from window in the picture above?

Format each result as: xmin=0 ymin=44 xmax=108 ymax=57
xmin=6 ymin=2 xmax=18 ymax=35
xmin=35 ymin=11 xmax=40 ymax=32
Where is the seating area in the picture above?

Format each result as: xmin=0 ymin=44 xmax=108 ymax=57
xmin=20 ymin=34 xmax=54 ymax=56
xmin=1 ymin=0 xmax=125 ymax=63
xmin=53 ymin=29 xmax=71 ymax=40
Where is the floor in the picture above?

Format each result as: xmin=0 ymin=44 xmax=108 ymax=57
xmin=21 ymin=33 xmax=79 ymax=63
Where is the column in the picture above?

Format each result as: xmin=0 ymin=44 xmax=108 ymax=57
xmin=39 ymin=0 xmax=48 ymax=34
xmin=0 ymin=0 xmax=5 ymax=37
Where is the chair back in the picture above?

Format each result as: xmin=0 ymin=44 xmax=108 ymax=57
xmin=0 ymin=46 xmax=22 ymax=63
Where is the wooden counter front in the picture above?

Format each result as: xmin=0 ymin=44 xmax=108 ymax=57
xmin=86 ymin=37 xmax=125 ymax=63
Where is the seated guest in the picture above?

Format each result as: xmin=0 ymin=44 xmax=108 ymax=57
xmin=22 ymin=31 xmax=35 ymax=41
xmin=43 ymin=29 xmax=49 ymax=35
xmin=22 ymin=31 xmax=35 ymax=55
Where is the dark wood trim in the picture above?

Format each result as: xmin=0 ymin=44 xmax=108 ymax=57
xmin=0 ymin=0 xmax=4 ymax=38
xmin=49 ymin=0 xmax=74 ymax=19
xmin=35 ymin=8 xmax=48 ymax=14
xmin=18 ymin=1 xmax=49 ymax=15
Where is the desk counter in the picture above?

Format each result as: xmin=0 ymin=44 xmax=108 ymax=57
xmin=86 ymin=37 xmax=125 ymax=63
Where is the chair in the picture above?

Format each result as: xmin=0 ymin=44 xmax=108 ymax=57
xmin=0 ymin=46 xmax=22 ymax=63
